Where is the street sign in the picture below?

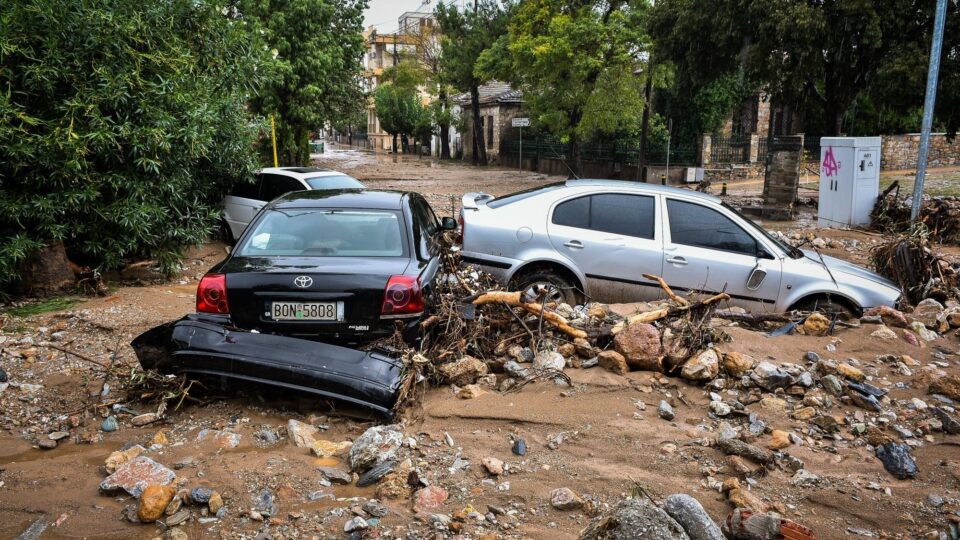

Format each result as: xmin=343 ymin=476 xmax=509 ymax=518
xmin=512 ymin=117 xmax=530 ymax=128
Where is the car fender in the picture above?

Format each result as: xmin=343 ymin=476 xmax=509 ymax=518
xmin=505 ymin=250 xmax=588 ymax=291
xmin=780 ymin=281 xmax=864 ymax=312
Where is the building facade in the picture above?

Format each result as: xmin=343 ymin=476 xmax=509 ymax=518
xmin=454 ymin=82 xmax=523 ymax=164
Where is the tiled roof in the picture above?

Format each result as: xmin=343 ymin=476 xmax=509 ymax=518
xmin=453 ymin=81 xmax=523 ymax=105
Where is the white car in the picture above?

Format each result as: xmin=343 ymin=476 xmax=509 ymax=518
xmin=222 ymin=167 xmax=364 ymax=242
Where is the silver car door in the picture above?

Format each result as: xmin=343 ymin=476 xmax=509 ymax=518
xmin=546 ymin=192 xmax=664 ymax=303
xmin=223 ymin=174 xmax=266 ymax=239
xmin=661 ymin=197 xmax=782 ymax=312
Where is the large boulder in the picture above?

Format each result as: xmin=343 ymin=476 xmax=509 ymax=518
xmin=613 ymin=323 xmax=663 ymax=372
xmin=579 ymin=497 xmax=690 ymax=540
xmin=913 ymin=298 xmax=945 ymax=328
xmin=438 ymin=356 xmax=488 ymax=386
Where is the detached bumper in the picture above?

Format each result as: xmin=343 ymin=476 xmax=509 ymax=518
xmin=131 ymin=315 xmax=403 ymax=417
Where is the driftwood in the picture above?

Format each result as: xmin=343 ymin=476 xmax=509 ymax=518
xmin=642 ymin=273 xmax=689 ymax=306
xmin=472 ymin=291 xmax=587 ymax=339
xmin=713 ymin=311 xmax=793 ymax=325
xmin=610 ymin=292 xmax=730 ymax=335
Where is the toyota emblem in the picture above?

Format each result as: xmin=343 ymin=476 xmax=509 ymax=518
xmin=294 ymin=276 xmax=313 ymax=288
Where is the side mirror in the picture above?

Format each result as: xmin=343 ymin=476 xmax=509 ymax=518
xmin=757 ymin=248 xmax=773 ymax=260
xmin=747 ymin=264 xmax=767 ymax=290
xmin=440 ymin=217 xmax=457 ymax=231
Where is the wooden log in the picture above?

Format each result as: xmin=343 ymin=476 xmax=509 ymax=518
xmin=473 ymin=291 xmax=522 ymax=306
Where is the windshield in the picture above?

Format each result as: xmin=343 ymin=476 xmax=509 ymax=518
xmin=237 ymin=209 xmax=405 ymax=257
xmin=721 ymin=202 xmax=802 ymax=259
xmin=305 ymin=175 xmax=364 ymax=190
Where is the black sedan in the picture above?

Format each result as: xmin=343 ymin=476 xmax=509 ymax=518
xmin=133 ymin=189 xmax=455 ymax=417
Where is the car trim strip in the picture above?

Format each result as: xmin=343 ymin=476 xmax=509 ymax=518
xmin=461 ymin=255 xmax=512 ymax=269
xmin=584 ymin=273 xmax=776 ymax=305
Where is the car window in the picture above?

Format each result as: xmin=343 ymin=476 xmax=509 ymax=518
xmin=304 ymin=175 xmax=364 ymax=190
xmin=260 ymin=174 xmax=305 ymax=202
xmin=236 ymin=209 xmax=405 ymax=257
xmin=230 ymin=175 xmax=263 ymax=200
xmin=552 ymin=194 xmax=655 ymax=239
xmin=409 ymin=196 xmax=440 ymax=258
xmin=667 ymin=199 xmax=757 ymax=255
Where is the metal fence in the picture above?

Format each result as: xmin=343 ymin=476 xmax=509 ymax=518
xmin=502 ymin=136 xmax=698 ymax=167
xmin=710 ymin=135 xmax=751 ymax=163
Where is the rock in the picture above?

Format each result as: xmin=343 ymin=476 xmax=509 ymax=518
xmin=750 ymin=362 xmax=794 ymax=390
xmin=363 ymin=499 xmax=389 ymax=518
xmin=709 ymin=401 xmax=732 ymax=417
xmin=165 ymin=508 xmax=191 ymax=527
xmin=101 ymin=416 xmax=118 ymax=432
xmin=190 ymin=486 xmax=214 ymax=504
xmin=48 ymin=431 xmax=70 ymax=441
xmin=791 ymin=469 xmax=820 ymax=487
xmin=164 ymin=495 xmax=182 ymax=515
xmin=512 ymin=438 xmax=527 ymax=456
xmin=598 ymin=350 xmax=629 ymax=375
xmin=933 ymin=407 xmax=960 ymax=434
xmin=870 ymin=325 xmax=898 ymax=340
xmin=255 ymin=428 xmax=280 ymax=445
xmin=310 ymin=439 xmax=352 ymax=458
xmin=587 ymin=303 xmax=608 ymax=319
xmin=721 ymin=352 xmax=755 ymax=377
xmin=574 ymin=337 xmax=595 ymax=357
xmin=715 ymin=438 xmax=773 ymax=464
xmin=913 ymin=298 xmax=945 ymax=327
xmin=727 ymin=486 xmax=769 ymax=513
xmin=138 ymin=485 xmax=176 ymax=523
xmin=724 ymin=508 xmax=793 ymax=540
xmin=864 ymin=305 xmax=909 ymax=327
xmin=503 ymin=360 xmax=530 ymax=380
xmin=876 ymin=442 xmax=918 ymax=479
xmin=681 ymin=349 xmax=720 ymax=382
xmin=195 ymin=429 xmax=240 ymax=449
xmin=457 ymin=384 xmax=484 ymax=399
xmin=348 ymin=424 xmax=403 ymax=472
xmin=663 ymin=494 xmax=724 ymax=540
xmin=37 ymin=438 xmax=57 ymax=450
xmin=613 ymin=323 xmax=664 ymax=371
xmin=509 ymin=345 xmax=535 ymax=363
xmin=439 ymin=356 xmax=488 ymax=385
xmin=902 ymin=329 xmax=921 ymax=347
xmin=533 ymin=351 xmax=565 ymax=371
xmin=130 ymin=413 xmax=160 ymax=426
xmin=802 ymin=313 xmax=830 ymax=336
xmin=836 ymin=363 xmax=864 ymax=381
xmin=579 ymin=497 xmax=689 ymax=540
xmin=100 ymin=456 xmax=176 ymax=497
xmin=151 ymin=431 xmax=169 ymax=446
xmin=658 ymin=400 xmax=675 ymax=421
xmin=482 ymin=457 xmax=504 ymax=476
xmin=930 ymin=375 xmax=960 ymax=400
xmin=105 ymin=445 xmax=145 ymax=474
xmin=357 ymin=460 xmax=397 ymax=487
xmin=208 ymin=491 xmax=223 ymax=514
xmin=376 ymin=470 xmax=413 ymax=500
xmin=413 ymin=485 xmax=448 ymax=513
xmin=317 ymin=467 xmax=353 ymax=485
xmin=0 ymin=367 xmax=6 ymax=383
xmin=253 ymin=488 xmax=278 ymax=517
xmin=287 ymin=419 xmax=321 ymax=448
xmin=550 ymin=487 xmax=584 ymax=510
xmin=766 ymin=430 xmax=791 ymax=450
xmin=820 ymin=374 xmax=843 ymax=396
xmin=803 ymin=351 xmax=821 ymax=363
xmin=344 ymin=516 xmax=369 ymax=532
xmin=558 ymin=342 xmax=576 ymax=357
xmin=909 ymin=321 xmax=939 ymax=341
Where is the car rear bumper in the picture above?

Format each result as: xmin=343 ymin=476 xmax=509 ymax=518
xmin=131 ymin=314 xmax=404 ymax=418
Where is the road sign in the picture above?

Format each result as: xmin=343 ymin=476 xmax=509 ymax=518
xmin=512 ymin=117 xmax=530 ymax=128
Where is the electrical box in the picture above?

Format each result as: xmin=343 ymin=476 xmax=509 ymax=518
xmin=818 ymin=136 xmax=881 ymax=228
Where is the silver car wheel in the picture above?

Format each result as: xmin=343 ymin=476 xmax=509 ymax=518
xmin=524 ymin=282 xmax=565 ymax=305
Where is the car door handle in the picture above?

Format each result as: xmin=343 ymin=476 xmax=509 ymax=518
xmin=666 ymin=256 xmax=688 ymax=266
xmin=564 ymin=240 xmax=584 ymax=249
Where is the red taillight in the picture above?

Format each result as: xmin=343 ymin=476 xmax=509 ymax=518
xmin=381 ymin=275 xmax=424 ymax=316
xmin=456 ymin=212 xmax=465 ymax=244
xmin=197 ymin=274 xmax=229 ymax=314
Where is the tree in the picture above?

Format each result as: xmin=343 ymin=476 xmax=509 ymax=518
xmin=435 ymin=1 xmax=513 ymax=165
xmin=650 ymin=0 xmax=955 ymax=137
xmin=242 ymin=0 xmax=368 ymax=165
xmin=0 ymin=0 xmax=271 ymax=292
xmin=405 ymin=18 xmax=455 ymax=159
xmin=490 ymin=0 xmax=651 ymax=177
xmin=374 ymin=83 xmax=429 ymax=154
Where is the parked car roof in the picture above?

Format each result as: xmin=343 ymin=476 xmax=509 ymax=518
xmin=566 ymin=179 xmax=721 ymax=203
xmin=257 ymin=166 xmax=340 ymax=178
xmin=271 ymin=189 xmax=409 ymax=210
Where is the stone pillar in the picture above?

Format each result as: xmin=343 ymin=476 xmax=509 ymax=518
xmin=748 ymin=134 xmax=760 ymax=163
xmin=699 ymin=133 xmax=712 ymax=166
xmin=761 ymin=134 xmax=804 ymax=220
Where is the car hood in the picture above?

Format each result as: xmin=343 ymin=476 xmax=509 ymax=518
xmin=801 ymin=249 xmax=898 ymax=290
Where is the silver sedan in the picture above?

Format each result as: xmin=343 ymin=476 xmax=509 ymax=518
xmin=459 ymin=180 xmax=900 ymax=315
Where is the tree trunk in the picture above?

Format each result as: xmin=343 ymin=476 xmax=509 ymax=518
xmin=568 ymin=108 xmax=583 ymax=178
xmin=638 ymin=72 xmax=653 ymax=182
xmin=18 ymin=241 xmax=75 ymax=296
xmin=392 ymin=133 xmax=398 ymax=153
xmin=439 ymin=88 xmax=451 ymax=160
xmin=470 ymin=82 xmax=487 ymax=165
xmin=401 ymin=134 xmax=410 ymax=154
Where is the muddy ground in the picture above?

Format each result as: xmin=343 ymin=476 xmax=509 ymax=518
xmin=2 ymin=148 xmax=959 ymax=539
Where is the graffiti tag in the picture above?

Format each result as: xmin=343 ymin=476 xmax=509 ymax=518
xmin=822 ymin=146 xmax=841 ymax=177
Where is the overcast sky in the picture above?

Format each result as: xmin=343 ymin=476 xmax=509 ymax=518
xmin=364 ymin=0 xmax=475 ymax=32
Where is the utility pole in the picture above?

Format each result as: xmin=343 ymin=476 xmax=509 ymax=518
xmin=912 ymin=0 xmax=949 ymax=221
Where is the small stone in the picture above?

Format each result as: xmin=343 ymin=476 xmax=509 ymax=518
xmin=190 ymin=487 xmax=214 ymax=504
xmin=751 ymin=362 xmax=794 ymax=390
xmin=151 ymin=431 xmax=169 ymax=446
xmin=876 ymin=442 xmax=918 ymax=480
xmin=766 ymin=430 xmax=792 ymax=450
xmin=130 ymin=413 xmax=160 ymax=426
xmin=681 ymin=349 xmax=720 ymax=382
xmin=550 ymin=487 xmax=583 ymax=510
xmin=38 ymin=438 xmax=57 ymax=449
xmin=48 ymin=431 xmax=70 ymax=441
xmin=930 ymin=375 xmax=960 ymax=401
xmin=580 ymin=497 xmax=688 ymax=539
xmin=287 ymin=419 xmax=321 ymax=448
xmin=344 ymin=516 xmax=369 ymax=532
xmin=348 ymin=424 xmax=403 ymax=472
xmin=710 ymin=401 xmax=732 ymax=417
xmin=310 ymin=439 xmax=352 ymax=458
xmin=457 ymin=384 xmax=484 ymax=399
xmin=137 ymin=485 xmax=176 ymax=523
xmin=871 ymin=325 xmax=898 ymax=340
xmin=792 ymin=406 xmax=816 ymax=421
xmin=721 ymin=352 xmax=755 ymax=377
xmin=482 ymin=457 xmax=504 ymax=476
xmin=195 ymin=429 xmax=240 ymax=449
xmin=413 ymin=485 xmax=448 ymax=513
xmin=439 ymin=356 xmax=488 ymax=385
xmin=791 ymin=469 xmax=820 ymax=487
xmin=658 ymin=400 xmax=675 ymax=421
xmin=100 ymin=456 xmax=175 ymax=497
xmin=574 ymin=337 xmax=595 ymax=357
xmin=557 ymin=342 xmax=576 ymax=357
xmin=597 ymin=350 xmax=629 ymax=375
xmin=105 ymin=445 xmax=145 ymax=474
xmin=164 ymin=508 xmax=191 ymax=527
xmin=663 ymin=494 xmax=724 ymax=540
xmin=362 ymin=500 xmax=389 ymax=518
xmin=533 ymin=351 xmax=565 ymax=371
xmin=166 ymin=526 xmax=189 ymax=540
xmin=864 ymin=306 xmax=909 ymax=327
xmin=317 ymin=467 xmax=353 ymax=485
xmin=0 ymin=367 xmax=6 ymax=383
xmin=836 ymin=363 xmax=864 ymax=381
xmin=909 ymin=320 xmax=939 ymax=341
xmin=803 ymin=351 xmax=821 ymax=363
xmin=803 ymin=313 xmax=831 ymax=336
xmin=820 ymin=375 xmax=843 ymax=396
xmin=101 ymin=416 xmax=118 ymax=432
xmin=503 ymin=360 xmax=530 ymax=380
xmin=512 ymin=438 xmax=527 ymax=456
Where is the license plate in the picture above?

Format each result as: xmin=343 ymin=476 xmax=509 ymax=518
xmin=269 ymin=301 xmax=342 ymax=321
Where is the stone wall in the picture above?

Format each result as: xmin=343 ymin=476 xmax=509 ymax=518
xmin=461 ymin=102 xmax=522 ymax=164
xmin=881 ymin=134 xmax=960 ymax=170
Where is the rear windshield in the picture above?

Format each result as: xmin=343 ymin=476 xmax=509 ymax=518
xmin=237 ymin=209 xmax=405 ymax=257
xmin=487 ymin=182 xmax=565 ymax=209
xmin=305 ymin=175 xmax=363 ymax=190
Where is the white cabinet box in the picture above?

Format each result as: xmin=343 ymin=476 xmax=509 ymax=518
xmin=818 ymin=137 xmax=881 ymax=228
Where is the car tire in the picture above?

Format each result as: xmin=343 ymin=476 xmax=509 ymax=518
xmin=794 ymin=296 xmax=859 ymax=319
xmin=512 ymin=270 xmax=581 ymax=306
xmin=219 ymin=219 xmax=235 ymax=246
